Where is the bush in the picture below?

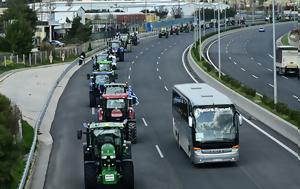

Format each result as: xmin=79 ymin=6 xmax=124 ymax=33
xmin=202 ymin=61 xmax=213 ymax=72
xmin=275 ymin=102 xmax=290 ymax=115
xmin=289 ymin=110 xmax=300 ymax=125
xmin=88 ymin=42 xmax=92 ymax=51
xmin=261 ymin=95 xmax=274 ymax=109
xmin=241 ymin=85 xmax=256 ymax=97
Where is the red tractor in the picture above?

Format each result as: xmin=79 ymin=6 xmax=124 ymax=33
xmin=98 ymin=93 xmax=137 ymax=143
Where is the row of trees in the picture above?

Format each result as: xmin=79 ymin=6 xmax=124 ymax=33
xmin=193 ymin=7 xmax=236 ymax=21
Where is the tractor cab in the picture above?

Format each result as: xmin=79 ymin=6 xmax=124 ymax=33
xmin=95 ymin=60 xmax=113 ymax=72
xmin=104 ymin=83 xmax=128 ymax=95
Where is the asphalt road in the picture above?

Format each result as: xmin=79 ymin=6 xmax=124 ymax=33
xmin=44 ymin=30 xmax=300 ymax=189
xmin=207 ymin=22 xmax=300 ymax=110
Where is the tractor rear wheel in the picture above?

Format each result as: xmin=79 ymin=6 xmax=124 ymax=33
xmin=84 ymin=162 xmax=97 ymax=189
xmin=122 ymin=161 xmax=134 ymax=189
xmin=127 ymin=122 xmax=137 ymax=144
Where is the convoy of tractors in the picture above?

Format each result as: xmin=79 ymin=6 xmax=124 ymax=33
xmin=78 ymin=32 xmax=139 ymax=189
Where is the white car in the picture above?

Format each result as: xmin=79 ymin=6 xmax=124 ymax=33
xmin=258 ymin=26 xmax=265 ymax=32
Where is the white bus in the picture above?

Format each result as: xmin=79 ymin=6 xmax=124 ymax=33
xmin=172 ymin=83 xmax=242 ymax=164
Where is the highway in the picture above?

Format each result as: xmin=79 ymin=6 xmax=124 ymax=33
xmin=44 ymin=30 xmax=299 ymax=189
xmin=206 ymin=23 xmax=300 ymax=110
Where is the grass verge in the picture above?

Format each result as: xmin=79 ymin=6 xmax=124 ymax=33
xmin=281 ymin=34 xmax=289 ymax=45
xmin=191 ymin=43 xmax=300 ymax=129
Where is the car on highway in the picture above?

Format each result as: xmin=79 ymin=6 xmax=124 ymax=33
xmin=50 ymin=40 xmax=65 ymax=47
xmin=258 ymin=26 xmax=265 ymax=32
xmin=158 ymin=27 xmax=169 ymax=38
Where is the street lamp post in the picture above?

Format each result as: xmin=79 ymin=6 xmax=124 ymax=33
xmin=272 ymin=0 xmax=277 ymax=104
xmin=198 ymin=1 xmax=202 ymax=61
xmin=203 ymin=7 xmax=206 ymax=36
xmin=218 ymin=4 xmax=221 ymax=78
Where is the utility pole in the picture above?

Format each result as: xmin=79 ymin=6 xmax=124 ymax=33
xmin=198 ymin=1 xmax=201 ymax=61
xmin=218 ymin=3 xmax=221 ymax=78
xmin=272 ymin=0 xmax=277 ymax=104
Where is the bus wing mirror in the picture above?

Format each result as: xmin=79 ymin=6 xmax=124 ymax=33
xmin=188 ymin=116 xmax=193 ymax=127
xmin=238 ymin=115 xmax=243 ymax=126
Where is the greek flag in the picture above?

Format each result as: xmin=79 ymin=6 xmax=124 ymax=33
xmin=128 ymin=85 xmax=139 ymax=105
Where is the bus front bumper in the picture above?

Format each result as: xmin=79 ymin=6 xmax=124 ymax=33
xmin=191 ymin=149 xmax=239 ymax=164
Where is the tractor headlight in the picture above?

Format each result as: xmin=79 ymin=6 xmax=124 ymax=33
xmin=101 ymin=156 xmax=107 ymax=159
xmin=110 ymin=155 xmax=116 ymax=159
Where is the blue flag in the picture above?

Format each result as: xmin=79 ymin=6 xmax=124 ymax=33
xmin=128 ymin=85 xmax=139 ymax=105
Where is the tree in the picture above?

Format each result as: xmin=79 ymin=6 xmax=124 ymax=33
xmin=5 ymin=19 xmax=34 ymax=55
xmin=171 ymin=7 xmax=183 ymax=19
xmin=154 ymin=6 xmax=169 ymax=19
xmin=65 ymin=17 xmax=91 ymax=43
xmin=0 ymin=0 xmax=37 ymax=55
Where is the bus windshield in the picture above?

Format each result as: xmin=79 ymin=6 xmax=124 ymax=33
xmin=194 ymin=107 xmax=236 ymax=142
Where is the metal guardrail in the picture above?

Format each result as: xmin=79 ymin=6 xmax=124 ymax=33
xmin=17 ymin=31 xmax=157 ymax=189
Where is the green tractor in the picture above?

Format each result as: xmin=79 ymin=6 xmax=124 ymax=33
xmin=77 ymin=122 xmax=134 ymax=189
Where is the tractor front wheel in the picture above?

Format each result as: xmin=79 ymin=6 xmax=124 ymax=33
xmin=122 ymin=161 xmax=134 ymax=189
xmin=84 ymin=162 xmax=97 ymax=189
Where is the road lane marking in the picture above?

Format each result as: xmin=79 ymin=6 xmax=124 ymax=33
xmin=155 ymin=145 xmax=164 ymax=158
xmin=268 ymin=83 xmax=274 ymax=88
xmin=182 ymin=45 xmax=299 ymax=159
xmin=241 ymin=68 xmax=246 ymax=72
xmin=158 ymin=76 xmax=162 ymax=80
xmin=257 ymin=62 xmax=262 ymax=66
xmin=131 ymin=61 xmax=135 ymax=64
xmin=292 ymin=95 xmax=299 ymax=99
xmin=158 ymin=56 xmax=160 ymax=59
xmin=157 ymin=68 xmax=159 ymax=72
xmin=164 ymin=48 xmax=167 ymax=51
xmin=228 ymin=57 xmax=232 ymax=60
xmin=268 ymin=54 xmax=273 ymax=59
xmin=252 ymin=74 xmax=258 ymax=79
xmin=91 ymin=108 xmax=95 ymax=115
xmin=152 ymin=45 xmax=154 ymax=47
xmin=281 ymin=76 xmax=288 ymax=80
xmin=157 ymin=61 xmax=159 ymax=65
xmin=233 ymin=61 xmax=237 ymax=65
xmin=267 ymin=68 xmax=272 ymax=72
xmin=161 ymin=52 xmax=164 ymax=55
xmin=226 ymin=51 xmax=228 ymax=54
xmin=164 ymin=86 xmax=169 ymax=91
xmin=142 ymin=118 xmax=148 ymax=127
xmin=140 ymin=51 xmax=143 ymax=54
xmin=145 ymin=47 xmax=149 ymax=51
xmin=128 ymin=75 xmax=131 ymax=80
xmin=129 ymin=67 xmax=131 ymax=71
xmin=250 ymin=57 xmax=254 ymax=60
xmin=243 ymin=117 xmax=299 ymax=159
xmin=136 ymin=56 xmax=138 ymax=59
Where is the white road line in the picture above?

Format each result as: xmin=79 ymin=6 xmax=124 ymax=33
xmin=91 ymin=108 xmax=95 ymax=115
xmin=243 ymin=117 xmax=299 ymax=159
xmin=252 ymin=74 xmax=258 ymax=79
xmin=257 ymin=62 xmax=262 ymax=66
xmin=233 ymin=61 xmax=237 ymax=65
xmin=145 ymin=48 xmax=149 ymax=51
xmin=268 ymin=54 xmax=273 ymax=59
xmin=158 ymin=76 xmax=162 ymax=80
xmin=142 ymin=118 xmax=148 ymax=127
xmin=157 ymin=61 xmax=159 ymax=65
xmin=152 ymin=45 xmax=154 ymax=47
xmin=157 ymin=68 xmax=159 ymax=72
xmin=155 ymin=145 xmax=164 ymax=158
xmin=250 ymin=57 xmax=254 ymax=60
xmin=129 ymin=67 xmax=131 ymax=71
xmin=267 ymin=68 xmax=272 ymax=72
xmin=268 ymin=83 xmax=274 ymax=88
xmin=136 ymin=56 xmax=138 ymax=59
xmin=281 ymin=76 xmax=289 ymax=80
xmin=182 ymin=45 xmax=299 ymax=159
xmin=161 ymin=52 xmax=164 ymax=55
xmin=164 ymin=48 xmax=167 ymax=51
xmin=164 ymin=86 xmax=169 ymax=91
xmin=158 ymin=57 xmax=161 ymax=59
xmin=131 ymin=61 xmax=135 ymax=64
xmin=228 ymin=56 xmax=232 ymax=60
xmin=128 ymin=75 xmax=131 ymax=80
xmin=292 ymin=95 xmax=299 ymax=99
xmin=140 ymin=51 xmax=143 ymax=54
xmin=226 ymin=51 xmax=228 ymax=54
xmin=241 ymin=68 xmax=246 ymax=72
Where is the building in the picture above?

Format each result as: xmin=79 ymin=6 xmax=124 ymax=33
xmin=34 ymin=5 xmax=85 ymax=43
